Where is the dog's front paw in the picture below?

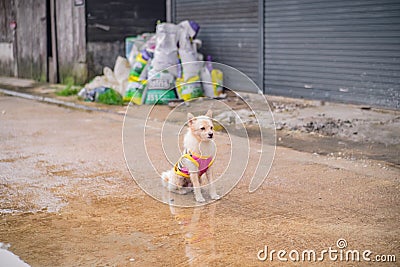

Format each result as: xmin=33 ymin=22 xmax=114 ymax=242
xmin=195 ymin=195 xmax=206 ymax=203
xmin=210 ymin=193 xmax=221 ymax=200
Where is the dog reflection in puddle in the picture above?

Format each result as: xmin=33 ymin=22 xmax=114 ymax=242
xmin=169 ymin=203 xmax=218 ymax=265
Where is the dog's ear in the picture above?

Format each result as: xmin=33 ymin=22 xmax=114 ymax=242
xmin=187 ymin=113 xmax=195 ymax=125
xmin=205 ymin=109 xmax=213 ymax=118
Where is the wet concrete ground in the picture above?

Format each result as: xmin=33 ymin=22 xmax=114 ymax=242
xmin=0 ymin=95 xmax=399 ymax=266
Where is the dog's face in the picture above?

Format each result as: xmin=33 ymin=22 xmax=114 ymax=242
xmin=187 ymin=110 xmax=214 ymax=142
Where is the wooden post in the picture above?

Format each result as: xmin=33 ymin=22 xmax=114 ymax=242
xmin=49 ymin=0 xmax=58 ymax=83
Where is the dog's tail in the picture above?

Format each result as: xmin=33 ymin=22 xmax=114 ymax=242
xmin=161 ymin=169 xmax=174 ymax=188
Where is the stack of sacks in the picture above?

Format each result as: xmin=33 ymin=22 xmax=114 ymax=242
xmin=175 ymin=20 xmax=205 ymax=101
xmin=148 ymin=23 xmax=180 ymax=78
xmin=124 ymin=34 xmax=156 ymax=104
xmin=178 ymin=20 xmax=202 ymax=78
xmin=144 ymin=23 xmax=181 ymax=104
xmin=123 ymin=20 xmax=224 ymax=105
xmin=80 ymin=56 xmax=131 ymax=100
xmin=201 ymin=55 xmax=224 ymax=98
xmin=126 ymin=33 xmax=155 ymax=67
xmin=124 ymin=50 xmax=152 ymax=104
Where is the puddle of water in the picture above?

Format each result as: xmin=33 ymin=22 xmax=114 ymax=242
xmin=0 ymin=155 xmax=71 ymax=215
xmin=166 ymin=197 xmax=221 ymax=265
xmin=0 ymin=243 xmax=30 ymax=267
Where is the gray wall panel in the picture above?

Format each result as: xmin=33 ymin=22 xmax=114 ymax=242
xmin=264 ymin=0 xmax=400 ymax=108
xmin=174 ymin=0 xmax=261 ymax=92
xmin=173 ymin=0 xmax=400 ymax=108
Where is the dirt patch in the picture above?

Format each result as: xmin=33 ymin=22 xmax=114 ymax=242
xmin=0 ymin=155 xmax=30 ymax=163
xmin=277 ymin=130 xmax=400 ymax=166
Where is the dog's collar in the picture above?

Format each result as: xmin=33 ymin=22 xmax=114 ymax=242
xmin=186 ymin=149 xmax=211 ymax=160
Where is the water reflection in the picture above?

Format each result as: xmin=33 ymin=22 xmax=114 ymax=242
xmin=164 ymin=192 xmax=218 ymax=265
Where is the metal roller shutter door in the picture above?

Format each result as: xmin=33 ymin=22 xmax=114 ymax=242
xmin=173 ymin=0 xmax=262 ymax=92
xmin=264 ymin=0 xmax=400 ymax=108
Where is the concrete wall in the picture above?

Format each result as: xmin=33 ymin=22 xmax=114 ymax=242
xmin=87 ymin=41 xmax=124 ymax=79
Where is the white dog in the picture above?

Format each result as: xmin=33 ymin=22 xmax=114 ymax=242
xmin=161 ymin=110 xmax=220 ymax=202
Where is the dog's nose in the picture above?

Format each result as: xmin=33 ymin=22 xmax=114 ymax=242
xmin=208 ymin=133 xmax=213 ymax=138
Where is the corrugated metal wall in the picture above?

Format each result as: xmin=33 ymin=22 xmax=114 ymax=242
xmin=264 ymin=0 xmax=400 ymax=108
xmin=173 ymin=0 xmax=262 ymax=91
xmin=173 ymin=0 xmax=399 ymax=108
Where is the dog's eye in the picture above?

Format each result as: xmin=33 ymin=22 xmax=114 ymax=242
xmin=200 ymin=127 xmax=205 ymax=130
xmin=210 ymin=126 xmax=213 ymax=130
